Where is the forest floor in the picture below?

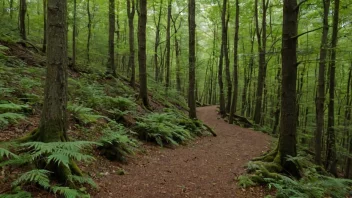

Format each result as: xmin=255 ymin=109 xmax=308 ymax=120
xmin=94 ymin=106 xmax=272 ymax=198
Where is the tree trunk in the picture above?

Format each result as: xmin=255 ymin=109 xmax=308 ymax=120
xmin=218 ymin=0 xmax=227 ymax=116
xmin=253 ymin=0 xmax=267 ymax=124
xmin=229 ymin=0 xmax=239 ymax=124
xmin=188 ymin=0 xmax=196 ymax=119
xmin=315 ymin=0 xmax=330 ymax=165
xmin=138 ymin=0 xmax=149 ymax=107
xmin=165 ymin=0 xmax=172 ymax=90
xmin=127 ymin=0 xmax=135 ymax=87
xmin=224 ymin=2 xmax=231 ymax=113
xmin=87 ymin=0 xmax=92 ymax=62
xmin=72 ymin=0 xmax=77 ymax=69
xmin=19 ymin=0 xmax=27 ymax=40
xmin=279 ymin=0 xmax=300 ymax=177
xmin=325 ymin=0 xmax=339 ymax=176
xmin=107 ymin=0 xmax=116 ymax=77
xmin=42 ymin=0 xmax=47 ymax=52
xmin=153 ymin=0 xmax=162 ymax=82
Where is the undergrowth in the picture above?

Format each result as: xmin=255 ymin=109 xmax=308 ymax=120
xmin=238 ymin=154 xmax=352 ymax=198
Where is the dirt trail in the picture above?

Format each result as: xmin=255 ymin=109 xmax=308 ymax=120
xmin=95 ymin=106 xmax=271 ymax=198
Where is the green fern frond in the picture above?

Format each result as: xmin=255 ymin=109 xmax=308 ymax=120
xmin=69 ymin=175 xmax=97 ymax=189
xmin=0 ymin=113 xmax=26 ymax=128
xmin=0 ymin=190 xmax=32 ymax=198
xmin=68 ymin=104 xmax=108 ymax=124
xmin=51 ymin=186 xmax=88 ymax=198
xmin=12 ymin=169 xmax=52 ymax=190
xmin=0 ymin=154 xmax=32 ymax=167
xmin=0 ymin=148 xmax=18 ymax=159
xmin=0 ymin=103 xmax=29 ymax=113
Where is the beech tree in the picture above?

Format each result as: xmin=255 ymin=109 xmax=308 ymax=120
xmin=188 ymin=0 xmax=196 ymax=119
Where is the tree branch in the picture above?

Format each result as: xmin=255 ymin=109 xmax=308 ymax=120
xmin=295 ymin=0 xmax=309 ymax=11
xmin=291 ymin=26 xmax=323 ymax=39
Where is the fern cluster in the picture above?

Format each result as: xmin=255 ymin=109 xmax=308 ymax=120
xmin=0 ymin=141 xmax=98 ymax=198
xmin=135 ymin=112 xmax=197 ymax=146
xmin=0 ymin=102 xmax=28 ymax=128
xmin=68 ymin=103 xmax=107 ymax=125
xmin=98 ymin=121 xmax=138 ymax=162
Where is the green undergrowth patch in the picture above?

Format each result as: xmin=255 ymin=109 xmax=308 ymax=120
xmin=238 ymin=153 xmax=352 ymax=198
xmin=134 ymin=108 xmax=207 ymax=147
xmin=98 ymin=121 xmax=138 ymax=162
xmin=0 ymin=141 xmax=99 ymax=198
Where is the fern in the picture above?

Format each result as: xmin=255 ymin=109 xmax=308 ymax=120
xmin=99 ymin=122 xmax=138 ymax=162
xmin=135 ymin=113 xmax=194 ymax=146
xmin=12 ymin=169 xmax=52 ymax=190
xmin=21 ymin=141 xmax=99 ymax=168
xmin=68 ymin=104 xmax=107 ymax=125
xmin=0 ymin=103 xmax=29 ymax=113
xmin=51 ymin=186 xmax=89 ymax=198
xmin=69 ymin=175 xmax=97 ymax=189
xmin=0 ymin=113 xmax=26 ymax=128
xmin=0 ymin=190 xmax=32 ymax=198
xmin=0 ymin=147 xmax=18 ymax=159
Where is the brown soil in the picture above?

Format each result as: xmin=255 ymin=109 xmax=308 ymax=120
xmin=94 ymin=106 xmax=272 ymax=198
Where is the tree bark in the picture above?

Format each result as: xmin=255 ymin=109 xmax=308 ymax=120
xmin=325 ymin=0 xmax=339 ymax=176
xmin=42 ymin=0 xmax=47 ymax=52
xmin=188 ymin=0 xmax=197 ymax=119
xmin=229 ymin=0 xmax=239 ymax=124
xmin=279 ymin=0 xmax=300 ymax=177
xmin=218 ymin=0 xmax=227 ymax=116
xmin=138 ymin=0 xmax=149 ymax=107
xmin=107 ymin=0 xmax=117 ymax=77
xmin=72 ymin=0 xmax=77 ymax=69
xmin=165 ymin=0 xmax=172 ymax=90
xmin=87 ymin=0 xmax=92 ymax=62
xmin=127 ymin=0 xmax=136 ymax=87
xmin=19 ymin=0 xmax=27 ymax=40
xmin=253 ymin=0 xmax=268 ymax=124
xmin=315 ymin=0 xmax=330 ymax=165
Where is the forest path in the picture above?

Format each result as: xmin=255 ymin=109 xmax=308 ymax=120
xmin=95 ymin=106 xmax=271 ymax=198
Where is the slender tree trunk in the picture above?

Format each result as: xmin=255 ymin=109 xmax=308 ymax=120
xmin=42 ymin=0 xmax=47 ymax=52
xmin=107 ymin=0 xmax=116 ymax=77
xmin=87 ymin=0 xmax=92 ymax=62
xmin=326 ymin=0 xmax=339 ymax=176
xmin=315 ymin=0 xmax=330 ymax=165
xmin=229 ymin=0 xmax=239 ymax=124
xmin=72 ymin=0 xmax=77 ymax=69
xmin=279 ymin=0 xmax=300 ymax=178
xmin=218 ymin=0 xmax=227 ymax=116
xmin=153 ymin=0 xmax=162 ymax=82
xmin=253 ymin=0 xmax=267 ymax=124
xmin=138 ymin=0 xmax=149 ymax=107
xmin=127 ymin=0 xmax=135 ymax=87
xmin=224 ymin=2 xmax=231 ymax=113
xmin=188 ymin=0 xmax=196 ymax=119
xmin=165 ymin=0 xmax=172 ymax=90
xmin=9 ymin=0 xmax=13 ymax=19
xmin=19 ymin=0 xmax=26 ymax=40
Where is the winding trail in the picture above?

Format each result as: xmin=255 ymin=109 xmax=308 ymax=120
xmin=95 ymin=106 xmax=271 ymax=198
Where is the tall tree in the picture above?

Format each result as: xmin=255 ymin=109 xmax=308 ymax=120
xmin=229 ymin=0 xmax=239 ymax=124
xmin=42 ymin=0 xmax=47 ymax=52
xmin=279 ymin=0 xmax=300 ymax=177
xmin=218 ymin=0 xmax=227 ymax=116
xmin=165 ymin=0 xmax=172 ymax=90
xmin=19 ymin=0 xmax=27 ymax=40
xmin=253 ymin=0 xmax=268 ymax=124
xmin=107 ymin=0 xmax=117 ymax=77
xmin=86 ymin=0 xmax=92 ymax=62
xmin=315 ymin=0 xmax=330 ymax=165
xmin=188 ymin=0 xmax=197 ymax=119
xmin=127 ymin=0 xmax=136 ymax=87
xmin=72 ymin=0 xmax=77 ymax=69
xmin=224 ymin=1 xmax=231 ymax=113
xmin=326 ymin=0 xmax=339 ymax=176
xmin=153 ymin=0 xmax=163 ymax=82
xmin=138 ymin=0 xmax=149 ymax=107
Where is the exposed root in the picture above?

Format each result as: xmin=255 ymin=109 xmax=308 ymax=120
xmin=203 ymin=123 xmax=217 ymax=137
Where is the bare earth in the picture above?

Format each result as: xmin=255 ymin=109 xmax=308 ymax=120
xmin=95 ymin=106 xmax=272 ymax=198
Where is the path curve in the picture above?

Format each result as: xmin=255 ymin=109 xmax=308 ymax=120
xmin=95 ymin=106 xmax=271 ymax=198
